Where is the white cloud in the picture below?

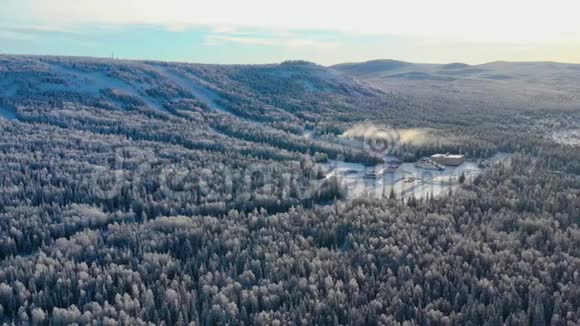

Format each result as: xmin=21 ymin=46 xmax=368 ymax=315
xmin=0 ymin=30 xmax=37 ymax=41
xmin=0 ymin=24 xmax=85 ymax=41
xmin=7 ymin=0 xmax=580 ymax=43
xmin=205 ymin=35 xmax=339 ymax=49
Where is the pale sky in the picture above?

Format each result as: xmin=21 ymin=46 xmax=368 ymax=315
xmin=1 ymin=0 xmax=580 ymax=64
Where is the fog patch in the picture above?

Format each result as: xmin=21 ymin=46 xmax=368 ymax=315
xmin=341 ymin=123 xmax=442 ymax=147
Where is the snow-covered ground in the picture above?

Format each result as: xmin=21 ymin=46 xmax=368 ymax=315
xmin=320 ymin=153 xmax=510 ymax=200
xmin=552 ymin=130 xmax=580 ymax=146
xmin=44 ymin=63 xmax=169 ymax=113
xmin=0 ymin=79 xmax=19 ymax=97
xmin=151 ymin=65 xmax=225 ymax=112
xmin=151 ymin=65 xmax=265 ymax=126
xmin=0 ymin=106 xmax=17 ymax=120
xmin=303 ymin=129 xmax=314 ymax=139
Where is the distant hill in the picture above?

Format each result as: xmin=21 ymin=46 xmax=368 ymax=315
xmin=0 ymin=55 xmax=380 ymax=122
xmin=332 ymin=59 xmax=411 ymax=75
xmin=0 ymin=55 xmax=425 ymax=169
xmin=332 ymin=59 xmax=580 ymax=113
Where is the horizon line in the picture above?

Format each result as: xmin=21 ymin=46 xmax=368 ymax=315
xmin=2 ymin=52 xmax=579 ymax=67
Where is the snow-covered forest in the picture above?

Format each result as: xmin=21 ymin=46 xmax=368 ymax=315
xmin=0 ymin=55 xmax=579 ymax=325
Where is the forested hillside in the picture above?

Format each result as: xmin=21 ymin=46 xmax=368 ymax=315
xmin=333 ymin=59 xmax=580 ymax=114
xmin=0 ymin=55 xmax=579 ymax=325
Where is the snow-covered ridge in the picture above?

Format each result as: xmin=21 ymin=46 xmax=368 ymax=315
xmin=0 ymin=55 xmax=384 ymax=124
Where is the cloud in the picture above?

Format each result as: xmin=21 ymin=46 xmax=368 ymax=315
xmin=0 ymin=23 xmax=85 ymax=39
xmin=0 ymin=30 xmax=37 ymax=41
xmin=0 ymin=24 xmax=80 ymax=41
xmin=210 ymin=25 xmax=238 ymax=34
xmin=205 ymin=35 xmax=339 ymax=49
xmin=0 ymin=24 xmax=77 ymax=34
xmin=5 ymin=0 xmax=580 ymax=43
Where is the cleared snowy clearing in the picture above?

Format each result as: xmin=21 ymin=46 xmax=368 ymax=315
xmin=44 ymin=63 xmax=169 ymax=113
xmin=321 ymin=153 xmax=510 ymax=200
xmin=552 ymin=129 xmax=580 ymax=146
